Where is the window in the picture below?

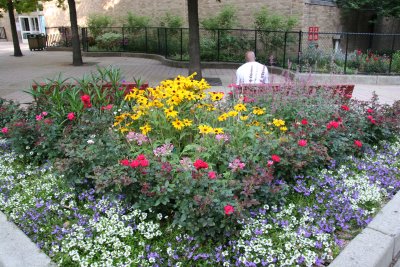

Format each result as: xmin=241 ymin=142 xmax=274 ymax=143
xmin=309 ymin=0 xmax=336 ymax=6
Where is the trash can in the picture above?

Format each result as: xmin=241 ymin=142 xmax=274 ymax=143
xmin=27 ymin=33 xmax=46 ymax=51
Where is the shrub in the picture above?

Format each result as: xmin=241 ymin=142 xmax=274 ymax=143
xmin=95 ymin=32 xmax=123 ymax=51
xmin=201 ymin=5 xmax=238 ymax=31
xmin=124 ymin=12 xmax=151 ymax=28
xmin=392 ymin=50 xmax=400 ymax=73
xmin=159 ymin=12 xmax=183 ymax=28
xmin=87 ymin=13 xmax=113 ymax=39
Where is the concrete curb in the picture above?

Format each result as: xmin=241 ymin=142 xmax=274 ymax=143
xmin=0 ymin=212 xmax=55 ymax=267
xmin=329 ymin=191 xmax=400 ymax=267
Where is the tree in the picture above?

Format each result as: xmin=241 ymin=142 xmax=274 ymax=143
xmin=55 ymin=0 xmax=82 ymax=66
xmin=336 ymin=0 xmax=400 ymax=18
xmin=187 ymin=0 xmax=221 ymax=80
xmin=0 ymin=0 xmax=47 ymax=57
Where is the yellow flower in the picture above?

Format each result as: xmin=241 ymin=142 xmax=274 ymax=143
xmin=240 ymin=116 xmax=249 ymax=121
xmin=164 ymin=107 xmax=178 ymax=118
xmin=213 ymin=128 xmax=224 ymax=134
xmin=253 ymin=107 xmax=265 ymax=115
xmin=140 ymin=124 xmax=152 ymax=135
xmin=130 ymin=112 xmax=142 ymax=120
xmin=120 ymin=127 xmax=129 ymax=133
xmin=196 ymin=93 xmax=206 ymax=100
xmin=185 ymin=91 xmax=196 ymax=101
xmin=280 ymin=126 xmax=288 ymax=132
xmin=234 ymin=104 xmax=247 ymax=112
xmin=227 ymin=111 xmax=239 ymax=117
xmin=167 ymin=95 xmax=183 ymax=106
xmin=218 ymin=113 xmax=228 ymax=122
xmin=198 ymin=124 xmax=213 ymax=134
xmin=172 ymin=119 xmax=185 ymax=130
xmin=264 ymin=131 xmax=271 ymax=135
xmin=183 ymin=119 xmax=193 ymax=126
xmin=273 ymin=119 xmax=285 ymax=127
xmin=209 ymin=92 xmax=224 ymax=101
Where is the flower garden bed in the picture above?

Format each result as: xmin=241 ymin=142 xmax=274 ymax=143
xmin=0 ymin=67 xmax=400 ymax=266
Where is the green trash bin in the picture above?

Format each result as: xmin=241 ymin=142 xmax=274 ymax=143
xmin=27 ymin=33 xmax=46 ymax=51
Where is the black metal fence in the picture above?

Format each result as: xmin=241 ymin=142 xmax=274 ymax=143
xmin=80 ymin=26 xmax=400 ymax=75
xmin=0 ymin=27 xmax=6 ymax=39
xmin=45 ymin=27 xmax=84 ymax=47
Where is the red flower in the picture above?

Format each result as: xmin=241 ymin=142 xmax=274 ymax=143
xmin=139 ymin=159 xmax=149 ymax=167
xmin=224 ymin=204 xmax=234 ymax=215
xmin=356 ymin=49 xmax=362 ymax=55
xmin=367 ymin=115 xmax=377 ymax=124
xmin=341 ymin=105 xmax=350 ymax=111
xmin=44 ymin=119 xmax=53 ymax=125
xmin=130 ymin=160 xmax=140 ymax=168
xmin=81 ymin=95 xmax=92 ymax=108
xmin=301 ymin=119 xmax=308 ymax=125
xmin=194 ymin=159 xmax=208 ymax=170
xmin=208 ymin=171 xmax=217 ymax=179
xmin=136 ymin=154 xmax=146 ymax=161
xmin=1 ymin=127 xmax=8 ymax=134
xmin=327 ymin=121 xmax=339 ymax=130
xmin=67 ymin=112 xmax=75 ymax=121
xmin=298 ymin=139 xmax=307 ymax=147
xmin=354 ymin=140 xmax=362 ymax=148
xmin=120 ymin=159 xmax=130 ymax=166
xmin=367 ymin=108 xmax=374 ymax=113
xmin=271 ymin=154 xmax=281 ymax=163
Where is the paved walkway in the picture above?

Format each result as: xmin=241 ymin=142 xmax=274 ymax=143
xmin=1 ymin=42 xmax=400 ymax=105
xmin=0 ymin=41 xmax=400 ymax=267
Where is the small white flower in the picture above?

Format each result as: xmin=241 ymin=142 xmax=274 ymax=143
xmin=87 ymin=140 xmax=95 ymax=144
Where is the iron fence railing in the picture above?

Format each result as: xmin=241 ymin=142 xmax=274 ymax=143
xmin=79 ymin=26 xmax=400 ymax=74
xmin=0 ymin=27 xmax=6 ymax=39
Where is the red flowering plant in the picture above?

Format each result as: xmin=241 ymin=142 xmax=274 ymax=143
xmin=349 ymin=49 xmax=390 ymax=74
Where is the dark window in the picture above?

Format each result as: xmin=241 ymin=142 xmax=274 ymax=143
xmin=309 ymin=0 xmax=336 ymax=6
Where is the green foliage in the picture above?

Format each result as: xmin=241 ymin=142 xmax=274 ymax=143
xmin=124 ymin=12 xmax=151 ymax=28
xmin=201 ymin=5 xmax=238 ymax=30
xmin=87 ymin=13 xmax=113 ymax=39
xmin=95 ymin=32 xmax=122 ymax=51
xmin=336 ymin=0 xmax=400 ymax=18
xmin=391 ymin=50 xmax=400 ymax=73
xmin=253 ymin=7 xmax=297 ymax=62
xmin=159 ymin=12 xmax=183 ymax=28
xmin=0 ymin=0 xmax=48 ymax=13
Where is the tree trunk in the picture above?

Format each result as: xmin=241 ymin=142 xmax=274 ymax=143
xmin=7 ymin=0 xmax=23 ymax=57
xmin=187 ymin=0 xmax=202 ymax=79
xmin=67 ymin=0 xmax=83 ymax=66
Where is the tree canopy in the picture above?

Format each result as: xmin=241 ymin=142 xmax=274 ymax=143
xmin=336 ymin=0 xmax=400 ymax=18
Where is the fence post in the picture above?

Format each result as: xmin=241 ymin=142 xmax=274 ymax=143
xmin=157 ymin=28 xmax=161 ymax=54
xmin=122 ymin=26 xmax=125 ymax=52
xmin=298 ymin=31 xmax=302 ymax=72
xmin=389 ymin=34 xmax=396 ymax=74
xmin=145 ymin=27 xmax=148 ymax=53
xmin=165 ymin=28 xmax=168 ymax=58
xmin=81 ymin=28 xmax=86 ymax=52
xmin=283 ymin=31 xmax=288 ymax=69
xmin=344 ymin=33 xmax=349 ymax=74
xmin=217 ymin=29 xmax=220 ymax=62
xmin=180 ymin=28 xmax=183 ymax=61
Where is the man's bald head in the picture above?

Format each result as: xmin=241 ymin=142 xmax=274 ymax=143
xmin=245 ymin=51 xmax=256 ymax=62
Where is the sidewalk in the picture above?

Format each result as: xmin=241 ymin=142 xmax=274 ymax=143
xmin=1 ymin=42 xmax=400 ymax=105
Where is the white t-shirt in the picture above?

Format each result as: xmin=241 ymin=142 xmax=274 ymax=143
xmin=236 ymin=62 xmax=269 ymax=85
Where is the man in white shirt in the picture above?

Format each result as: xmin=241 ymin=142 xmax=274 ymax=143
xmin=236 ymin=51 xmax=269 ymax=85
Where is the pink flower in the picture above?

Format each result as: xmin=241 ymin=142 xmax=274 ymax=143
xmin=41 ymin=111 xmax=48 ymax=116
xmin=298 ymin=139 xmax=307 ymax=147
xmin=354 ymin=140 xmax=362 ymax=148
xmin=224 ymin=204 xmax=234 ymax=215
xmin=81 ymin=95 xmax=92 ymax=108
xmin=271 ymin=154 xmax=281 ymax=163
xmin=229 ymin=159 xmax=245 ymax=172
xmin=67 ymin=112 xmax=75 ymax=121
xmin=194 ymin=159 xmax=208 ymax=170
xmin=267 ymin=160 xmax=274 ymax=167
xmin=1 ymin=127 xmax=8 ymax=134
xmin=36 ymin=114 xmax=43 ymax=121
xmin=341 ymin=105 xmax=350 ymax=111
xmin=367 ymin=108 xmax=374 ymax=114
xmin=301 ymin=119 xmax=308 ymax=125
xmin=120 ymin=159 xmax=130 ymax=166
xmin=101 ymin=104 xmax=113 ymax=111
xmin=208 ymin=171 xmax=217 ymax=179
